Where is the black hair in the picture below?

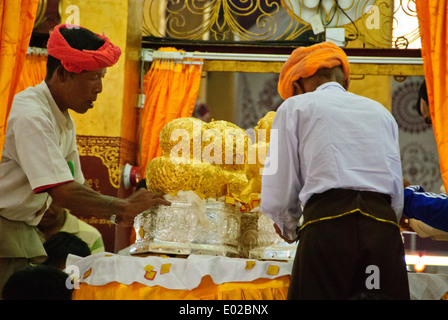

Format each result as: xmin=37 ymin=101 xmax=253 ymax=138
xmin=419 ymin=80 xmax=428 ymax=103
xmin=2 ymin=265 xmax=73 ymax=300
xmin=416 ymin=80 xmax=428 ymax=116
xmin=46 ymin=26 xmax=105 ymax=78
xmin=43 ymin=232 xmax=91 ymax=269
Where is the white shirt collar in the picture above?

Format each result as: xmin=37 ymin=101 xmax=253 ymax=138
xmin=316 ymin=82 xmax=346 ymax=92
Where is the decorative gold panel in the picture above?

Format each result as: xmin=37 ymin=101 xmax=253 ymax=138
xmin=76 ymin=135 xmax=138 ymax=191
xmin=142 ymin=0 xmax=420 ymax=49
xmin=143 ymin=0 xmax=317 ymax=41
xmin=77 ymin=136 xmax=121 ymax=189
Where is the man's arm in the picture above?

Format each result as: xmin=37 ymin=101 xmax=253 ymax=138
xmin=260 ymin=103 xmax=302 ymax=242
xmin=403 ymin=185 xmax=448 ymax=232
xmin=47 ymin=181 xmax=170 ymax=226
xmin=389 ymin=118 xmax=405 ymax=219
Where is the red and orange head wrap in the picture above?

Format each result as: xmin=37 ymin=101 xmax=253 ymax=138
xmin=47 ymin=24 xmax=121 ymax=73
xmin=278 ymin=41 xmax=350 ymax=100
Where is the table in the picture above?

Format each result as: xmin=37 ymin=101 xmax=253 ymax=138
xmin=67 ymin=253 xmax=291 ymax=300
xmin=66 ymin=252 xmax=448 ymax=300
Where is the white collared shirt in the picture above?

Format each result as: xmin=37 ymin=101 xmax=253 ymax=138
xmin=260 ymin=82 xmax=403 ymax=240
xmin=0 ymin=81 xmax=84 ymax=225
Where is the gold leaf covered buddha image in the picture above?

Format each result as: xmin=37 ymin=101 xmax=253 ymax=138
xmin=131 ymin=112 xmax=296 ymax=259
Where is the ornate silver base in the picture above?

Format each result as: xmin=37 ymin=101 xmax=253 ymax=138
xmin=131 ymin=195 xmax=241 ymax=257
xmin=248 ymin=212 xmax=298 ymax=261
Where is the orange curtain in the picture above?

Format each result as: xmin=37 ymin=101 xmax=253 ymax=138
xmin=416 ymin=2 xmax=448 ymax=190
xmin=15 ymin=51 xmax=47 ymax=94
xmin=139 ymin=47 xmax=203 ymax=175
xmin=0 ymin=0 xmax=40 ymax=160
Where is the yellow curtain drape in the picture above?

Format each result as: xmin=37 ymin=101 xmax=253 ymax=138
xmin=139 ymin=47 xmax=203 ymax=175
xmin=15 ymin=52 xmax=47 ymax=94
xmin=416 ymin=2 xmax=448 ymax=190
xmin=0 ymin=0 xmax=40 ymax=160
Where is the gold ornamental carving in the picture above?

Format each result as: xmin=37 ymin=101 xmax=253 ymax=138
xmin=142 ymin=0 xmax=420 ymax=49
xmin=143 ymin=0 xmax=310 ymax=41
xmin=77 ymin=136 xmax=121 ymax=189
xmin=33 ymin=0 xmax=48 ymax=30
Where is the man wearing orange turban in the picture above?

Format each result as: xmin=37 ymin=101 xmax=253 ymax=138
xmin=261 ymin=41 xmax=409 ymax=300
xmin=0 ymin=24 xmax=170 ymax=296
xmin=278 ymin=41 xmax=350 ymax=101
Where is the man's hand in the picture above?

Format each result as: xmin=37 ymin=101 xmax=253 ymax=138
xmin=119 ymin=190 xmax=171 ymax=226
xmin=403 ymin=177 xmax=411 ymax=188
xmin=273 ymin=223 xmax=298 ymax=244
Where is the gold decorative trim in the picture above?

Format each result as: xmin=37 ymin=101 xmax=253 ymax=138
xmin=202 ymin=60 xmax=424 ymax=75
xmin=298 ymin=208 xmax=400 ymax=234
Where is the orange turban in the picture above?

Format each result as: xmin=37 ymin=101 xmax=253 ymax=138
xmin=47 ymin=24 xmax=121 ymax=73
xmin=278 ymin=41 xmax=350 ymax=100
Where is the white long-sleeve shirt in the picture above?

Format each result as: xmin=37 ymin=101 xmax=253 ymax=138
xmin=260 ymin=82 xmax=403 ymax=241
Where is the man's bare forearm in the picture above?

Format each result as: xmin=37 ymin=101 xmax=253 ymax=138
xmin=47 ymin=181 xmax=170 ymax=226
xmin=48 ymin=181 xmax=126 ymax=219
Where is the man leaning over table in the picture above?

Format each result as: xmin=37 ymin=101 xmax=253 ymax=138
xmin=0 ymin=24 xmax=170 ymax=297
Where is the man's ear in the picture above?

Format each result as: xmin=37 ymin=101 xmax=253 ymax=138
xmin=292 ymin=80 xmax=304 ymax=95
xmin=56 ymin=66 xmax=71 ymax=82
xmin=343 ymin=77 xmax=350 ymax=91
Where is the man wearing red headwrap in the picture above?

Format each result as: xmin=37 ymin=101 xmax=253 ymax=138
xmin=47 ymin=24 xmax=122 ymax=74
xmin=261 ymin=41 xmax=410 ymax=300
xmin=0 ymin=24 xmax=170 ymax=296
